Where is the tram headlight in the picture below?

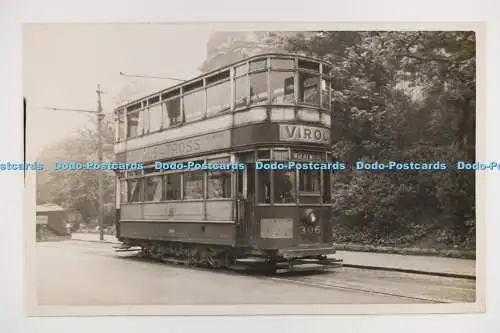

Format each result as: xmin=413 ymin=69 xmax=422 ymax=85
xmin=303 ymin=209 xmax=317 ymax=224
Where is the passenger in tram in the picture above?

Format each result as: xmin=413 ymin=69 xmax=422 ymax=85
xmin=275 ymin=173 xmax=295 ymax=203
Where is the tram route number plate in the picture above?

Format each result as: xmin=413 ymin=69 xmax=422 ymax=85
xmin=260 ymin=218 xmax=294 ymax=239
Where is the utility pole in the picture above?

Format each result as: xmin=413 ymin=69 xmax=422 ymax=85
xmin=96 ymin=84 xmax=105 ymax=241
xmin=43 ymin=84 xmax=106 ymax=241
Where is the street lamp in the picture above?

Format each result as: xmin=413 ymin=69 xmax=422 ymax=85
xmin=42 ymin=84 xmax=106 ymax=241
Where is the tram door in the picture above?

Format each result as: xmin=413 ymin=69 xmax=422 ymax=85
xmin=235 ymin=154 xmax=255 ymax=244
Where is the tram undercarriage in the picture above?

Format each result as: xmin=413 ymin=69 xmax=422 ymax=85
xmin=114 ymin=240 xmax=343 ymax=274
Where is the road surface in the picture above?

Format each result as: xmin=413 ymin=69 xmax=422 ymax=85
xmin=35 ymin=240 xmax=475 ymax=306
xmin=70 ymin=232 xmax=476 ymax=277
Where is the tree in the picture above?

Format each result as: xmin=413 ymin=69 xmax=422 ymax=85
xmin=36 ymin=115 xmax=116 ymax=226
xmin=282 ymin=31 xmax=476 ymax=248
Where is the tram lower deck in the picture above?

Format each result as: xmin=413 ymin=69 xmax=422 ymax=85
xmin=115 ymin=149 xmax=343 ymax=272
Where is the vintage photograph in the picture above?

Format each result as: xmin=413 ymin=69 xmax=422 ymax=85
xmin=24 ymin=23 xmax=482 ymax=315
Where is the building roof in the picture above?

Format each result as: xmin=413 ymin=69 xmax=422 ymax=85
xmin=36 ymin=204 xmax=65 ymax=212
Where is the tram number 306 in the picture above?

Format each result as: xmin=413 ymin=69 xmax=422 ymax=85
xmin=299 ymin=226 xmax=321 ymax=234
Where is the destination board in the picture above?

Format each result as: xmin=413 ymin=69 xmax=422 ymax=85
xmin=126 ymin=130 xmax=231 ymax=162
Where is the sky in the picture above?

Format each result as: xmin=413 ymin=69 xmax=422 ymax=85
xmin=24 ymin=24 xmax=214 ymax=157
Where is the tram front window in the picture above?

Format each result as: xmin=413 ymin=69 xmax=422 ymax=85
xmin=273 ymin=170 xmax=296 ymax=203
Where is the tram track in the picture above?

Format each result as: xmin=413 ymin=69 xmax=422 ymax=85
xmin=65 ymin=240 xmax=474 ymax=303
xmin=268 ymin=275 xmax=450 ymax=303
xmin=113 ymin=250 xmax=472 ymax=304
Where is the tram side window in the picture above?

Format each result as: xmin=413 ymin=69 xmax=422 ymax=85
xmin=118 ymin=116 xmax=125 ymax=141
xmin=183 ymin=90 xmax=205 ymax=122
xmin=145 ymin=176 xmax=163 ymax=202
xmin=206 ymin=81 xmax=231 ymax=116
xmin=183 ymin=172 xmax=204 ymax=200
xmin=299 ymin=170 xmax=320 ymax=193
xmin=207 ymin=170 xmax=231 ymax=199
xmin=164 ymin=174 xmax=181 ymax=200
xmin=274 ymin=171 xmax=296 ymax=203
xmin=270 ymin=72 xmax=294 ymax=104
xmin=137 ymin=110 xmax=144 ymax=135
xmin=234 ymin=75 xmax=248 ymax=108
xmin=300 ymin=170 xmax=322 ymax=204
xmin=299 ymin=72 xmax=320 ymax=106
xmin=249 ymin=72 xmax=268 ymax=105
xmin=322 ymin=171 xmax=332 ymax=203
xmin=321 ymin=78 xmax=331 ymax=109
xmin=127 ymin=112 xmax=139 ymax=138
xmin=149 ymin=104 xmax=162 ymax=132
xmin=164 ymin=98 xmax=181 ymax=126
xmin=120 ymin=179 xmax=127 ymax=203
xmin=127 ymin=179 xmax=142 ymax=202
xmin=257 ymin=170 xmax=271 ymax=203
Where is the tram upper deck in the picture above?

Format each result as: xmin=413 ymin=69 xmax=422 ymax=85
xmin=113 ymin=53 xmax=333 ymax=164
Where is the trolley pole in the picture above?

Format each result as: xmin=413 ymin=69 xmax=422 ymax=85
xmin=96 ymin=84 xmax=105 ymax=241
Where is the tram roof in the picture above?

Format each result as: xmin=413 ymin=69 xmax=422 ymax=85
xmin=114 ymin=52 xmax=333 ymax=112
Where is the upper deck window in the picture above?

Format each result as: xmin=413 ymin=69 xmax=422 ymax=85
xmin=127 ymin=112 xmax=139 ymax=138
xmin=271 ymin=58 xmax=294 ymax=70
xmin=117 ymin=109 xmax=126 ymax=141
xmin=183 ymin=90 xmax=205 ymax=122
xmin=299 ymin=72 xmax=320 ymax=106
xmin=206 ymin=72 xmax=231 ymax=116
xmin=149 ymin=103 xmax=162 ymax=133
xmin=117 ymin=55 xmax=333 ymax=140
xmin=164 ymin=97 xmax=181 ymax=126
xmin=249 ymin=72 xmax=268 ymax=105
xmin=321 ymin=78 xmax=331 ymax=109
xmin=234 ymin=66 xmax=248 ymax=108
xmin=270 ymin=72 xmax=294 ymax=104
xmin=137 ymin=110 xmax=145 ymax=135
xmin=235 ymin=63 xmax=248 ymax=76
xmin=322 ymin=64 xmax=332 ymax=76
xmin=249 ymin=58 xmax=267 ymax=72
xmin=299 ymin=59 xmax=320 ymax=72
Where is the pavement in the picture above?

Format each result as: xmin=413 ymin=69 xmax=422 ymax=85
xmin=69 ymin=232 xmax=476 ymax=279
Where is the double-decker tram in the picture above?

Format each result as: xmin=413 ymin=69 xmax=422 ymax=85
xmin=113 ymin=53 xmax=343 ymax=273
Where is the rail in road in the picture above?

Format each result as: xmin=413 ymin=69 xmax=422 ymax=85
xmin=69 ymin=233 xmax=476 ymax=280
xmin=108 ymin=246 xmax=474 ymax=303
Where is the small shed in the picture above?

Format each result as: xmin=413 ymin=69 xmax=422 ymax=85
xmin=36 ymin=204 xmax=68 ymax=236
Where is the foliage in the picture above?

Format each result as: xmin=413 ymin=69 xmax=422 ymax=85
xmin=285 ymin=31 xmax=476 ymax=249
xmin=36 ymin=116 xmax=116 ymax=225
